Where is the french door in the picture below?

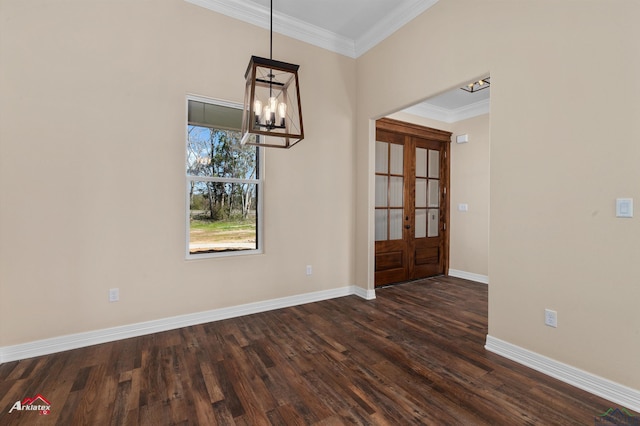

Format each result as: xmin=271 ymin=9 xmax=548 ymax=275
xmin=374 ymin=118 xmax=451 ymax=287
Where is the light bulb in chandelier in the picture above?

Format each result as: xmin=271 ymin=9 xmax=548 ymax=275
xmin=251 ymin=96 xmax=288 ymax=129
xmin=268 ymin=97 xmax=278 ymax=126
xmin=253 ymin=100 xmax=262 ymax=125
xmin=277 ymin=102 xmax=286 ymax=127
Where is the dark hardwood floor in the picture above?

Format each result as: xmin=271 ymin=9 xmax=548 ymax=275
xmin=0 ymin=276 xmax=625 ymax=425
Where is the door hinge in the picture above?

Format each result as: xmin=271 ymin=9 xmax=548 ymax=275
xmin=444 ymin=187 xmax=447 ymax=195
xmin=443 ymin=223 xmax=447 ymax=231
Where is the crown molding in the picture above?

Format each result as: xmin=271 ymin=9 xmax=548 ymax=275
xmin=404 ymin=98 xmax=490 ymax=123
xmin=184 ymin=0 xmax=439 ymax=58
xmin=185 ymin=0 xmax=355 ymax=57
xmin=403 ymin=102 xmax=451 ymax=123
xmin=355 ymin=0 xmax=439 ymax=57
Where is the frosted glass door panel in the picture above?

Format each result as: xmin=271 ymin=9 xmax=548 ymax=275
xmin=416 ymin=147 xmax=427 ymax=177
xmin=415 ymin=209 xmax=427 ymax=238
xmin=389 ymin=209 xmax=403 ymax=240
xmin=428 ymin=149 xmax=439 ymax=178
xmin=390 ymin=143 xmax=403 ymax=174
xmin=375 ymin=210 xmax=387 ymax=241
xmin=375 ymin=176 xmax=388 ymax=207
xmin=415 ymin=178 xmax=427 ymax=208
xmin=427 ymin=179 xmax=439 ymax=207
xmin=376 ymin=141 xmax=405 ymax=242
xmin=389 ymin=177 xmax=403 ymax=207
xmin=427 ymin=208 xmax=439 ymax=237
xmin=375 ymin=141 xmax=388 ymax=173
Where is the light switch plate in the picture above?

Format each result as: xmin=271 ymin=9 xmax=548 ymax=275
xmin=109 ymin=288 xmax=119 ymax=302
xmin=616 ymin=198 xmax=633 ymax=218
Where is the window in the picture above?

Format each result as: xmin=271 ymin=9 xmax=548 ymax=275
xmin=186 ymin=97 xmax=262 ymax=257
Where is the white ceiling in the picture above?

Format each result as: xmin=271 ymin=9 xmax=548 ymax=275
xmin=245 ymin=0 xmax=433 ymax=41
xmin=403 ymin=85 xmax=490 ymax=123
xmin=186 ymin=0 xmax=438 ymax=58
xmin=186 ymin=0 xmax=489 ymax=122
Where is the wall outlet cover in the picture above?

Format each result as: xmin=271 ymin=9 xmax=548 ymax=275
xmin=544 ymin=309 xmax=557 ymax=328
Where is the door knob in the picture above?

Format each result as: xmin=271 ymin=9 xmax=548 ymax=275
xmin=405 ymin=224 xmax=411 ymax=229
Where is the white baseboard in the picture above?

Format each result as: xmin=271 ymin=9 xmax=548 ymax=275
xmin=353 ymin=286 xmax=376 ymax=300
xmin=448 ymin=269 xmax=489 ymax=284
xmin=0 ymin=285 xmax=368 ymax=363
xmin=485 ymin=335 xmax=640 ymax=413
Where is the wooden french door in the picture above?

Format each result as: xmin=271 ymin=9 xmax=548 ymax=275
xmin=374 ymin=118 xmax=451 ymax=287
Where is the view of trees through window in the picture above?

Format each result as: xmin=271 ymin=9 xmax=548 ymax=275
xmin=187 ymin=123 xmax=259 ymax=255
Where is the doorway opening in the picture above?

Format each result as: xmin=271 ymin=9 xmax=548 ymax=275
xmin=374 ymin=118 xmax=451 ymax=287
xmin=374 ymin=77 xmax=491 ymax=288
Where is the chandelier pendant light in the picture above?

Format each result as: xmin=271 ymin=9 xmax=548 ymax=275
xmin=460 ymin=77 xmax=490 ymax=93
xmin=241 ymin=0 xmax=304 ymax=148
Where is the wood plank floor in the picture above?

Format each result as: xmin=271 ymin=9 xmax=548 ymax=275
xmin=0 ymin=276 xmax=626 ymax=425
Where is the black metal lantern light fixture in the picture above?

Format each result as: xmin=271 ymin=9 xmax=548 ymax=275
xmin=241 ymin=0 xmax=304 ymax=149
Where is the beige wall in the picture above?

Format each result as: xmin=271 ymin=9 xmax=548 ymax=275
xmin=449 ymin=115 xmax=490 ymax=277
xmin=2 ymin=0 xmax=639 ymax=396
xmin=357 ymin=0 xmax=640 ymax=390
xmin=389 ymin=111 xmax=490 ymax=278
xmin=0 ymin=0 xmax=356 ymax=346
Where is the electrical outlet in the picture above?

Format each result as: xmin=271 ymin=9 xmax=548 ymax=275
xmin=544 ymin=309 xmax=557 ymax=328
xmin=306 ymin=265 xmax=312 ymax=276
xmin=109 ymin=288 xmax=119 ymax=302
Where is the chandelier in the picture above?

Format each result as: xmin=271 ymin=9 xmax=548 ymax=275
xmin=461 ymin=77 xmax=490 ymax=93
xmin=241 ymin=0 xmax=304 ymax=149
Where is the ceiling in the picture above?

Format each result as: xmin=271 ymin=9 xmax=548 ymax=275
xmin=402 ymin=84 xmax=490 ymax=123
xmin=244 ymin=0 xmax=435 ymax=42
xmin=186 ymin=0 xmax=438 ymax=58
xmin=186 ymin=0 xmax=489 ymax=122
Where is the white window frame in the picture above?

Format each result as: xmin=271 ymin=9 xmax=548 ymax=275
xmin=185 ymin=94 xmax=264 ymax=259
